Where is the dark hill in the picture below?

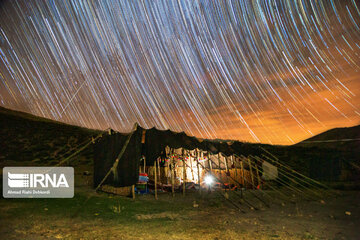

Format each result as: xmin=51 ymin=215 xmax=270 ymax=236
xmin=296 ymin=125 xmax=360 ymax=152
xmin=258 ymin=125 xmax=360 ymax=182
xmin=0 ymin=106 xmax=102 ymax=165
xmin=0 ymin=106 xmax=358 ymax=182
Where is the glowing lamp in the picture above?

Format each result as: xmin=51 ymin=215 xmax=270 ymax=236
xmin=204 ymin=175 xmax=214 ymax=185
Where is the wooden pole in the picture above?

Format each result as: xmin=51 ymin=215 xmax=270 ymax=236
xmin=154 ymin=160 xmax=158 ymax=200
xmin=166 ymin=158 xmax=170 ymax=184
xmin=196 ymin=150 xmax=201 ymax=194
xmin=94 ymin=123 xmax=138 ymax=192
xmin=143 ymin=156 xmax=146 ymax=174
xmin=239 ymin=160 xmax=244 ymax=198
xmin=171 ymin=153 xmax=175 ymax=197
xmin=255 ymin=164 xmax=261 ymax=189
xmin=224 ymin=156 xmax=230 ymax=189
xmin=182 ymin=156 xmax=186 ymax=196
xmin=232 ymin=155 xmax=238 ymax=190
xmin=132 ymin=185 xmax=135 ymax=199
xmin=224 ymin=156 xmax=229 ymax=172
xmin=240 ymin=160 xmax=245 ymax=187
xmin=224 ymin=156 xmax=229 ymax=191
xmin=166 ymin=147 xmax=170 ymax=185
xmin=209 ymin=153 xmax=213 ymax=174
xmin=247 ymin=157 xmax=255 ymax=189
xmin=157 ymin=157 xmax=161 ymax=186
xmin=189 ymin=151 xmax=194 ymax=181
xmin=218 ymin=153 xmax=222 ymax=183
xmin=233 ymin=156 xmax=237 ymax=179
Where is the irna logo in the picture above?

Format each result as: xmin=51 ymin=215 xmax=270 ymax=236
xmin=3 ymin=167 xmax=74 ymax=198
xmin=8 ymin=172 xmax=69 ymax=188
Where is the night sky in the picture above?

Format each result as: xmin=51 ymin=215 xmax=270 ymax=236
xmin=0 ymin=0 xmax=359 ymax=145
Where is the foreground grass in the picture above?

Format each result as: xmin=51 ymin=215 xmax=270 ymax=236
xmin=0 ymin=188 xmax=359 ymax=240
xmin=0 ymin=189 xmax=222 ymax=239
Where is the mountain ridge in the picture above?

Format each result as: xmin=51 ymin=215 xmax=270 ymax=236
xmin=1 ymin=106 xmax=358 ymax=182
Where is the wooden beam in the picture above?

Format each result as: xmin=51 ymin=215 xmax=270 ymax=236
xmin=218 ymin=153 xmax=222 ymax=183
xmin=255 ymin=164 xmax=261 ymax=189
xmin=224 ymin=156 xmax=229 ymax=172
xmin=196 ymin=150 xmax=201 ymax=194
xmin=171 ymin=150 xmax=175 ymax=197
xmin=233 ymin=156 xmax=237 ymax=179
xmin=143 ymin=156 xmax=146 ymax=174
xmin=247 ymin=158 xmax=255 ymax=189
xmin=183 ymin=156 xmax=186 ymax=196
xmin=224 ymin=156 xmax=229 ymax=191
xmin=189 ymin=151 xmax=194 ymax=181
xmin=240 ymin=160 xmax=245 ymax=187
xmin=166 ymin=157 xmax=170 ymax=184
xmin=209 ymin=153 xmax=213 ymax=174
xmin=157 ymin=157 xmax=161 ymax=187
xmin=132 ymin=185 xmax=135 ymax=199
xmin=154 ymin=160 xmax=158 ymax=200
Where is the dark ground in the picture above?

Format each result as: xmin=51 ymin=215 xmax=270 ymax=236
xmin=0 ymin=174 xmax=359 ymax=240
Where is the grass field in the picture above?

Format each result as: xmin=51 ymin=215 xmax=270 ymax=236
xmin=1 ymin=184 xmax=359 ymax=240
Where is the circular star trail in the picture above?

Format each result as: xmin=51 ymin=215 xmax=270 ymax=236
xmin=0 ymin=0 xmax=359 ymax=144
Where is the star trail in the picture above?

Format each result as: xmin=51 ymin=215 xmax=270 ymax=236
xmin=0 ymin=0 xmax=359 ymax=145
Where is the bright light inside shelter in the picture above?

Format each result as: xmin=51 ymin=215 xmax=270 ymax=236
xmin=204 ymin=175 xmax=214 ymax=185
